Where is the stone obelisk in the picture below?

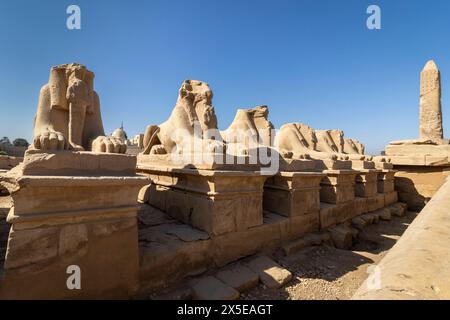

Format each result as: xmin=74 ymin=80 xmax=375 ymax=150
xmin=419 ymin=60 xmax=443 ymax=142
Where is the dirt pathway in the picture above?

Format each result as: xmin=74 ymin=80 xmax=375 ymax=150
xmin=242 ymin=211 xmax=418 ymax=300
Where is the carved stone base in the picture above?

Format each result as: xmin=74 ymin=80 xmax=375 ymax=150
xmin=319 ymin=197 xmax=368 ymax=229
xmin=263 ymin=172 xmax=325 ymax=217
xmin=313 ymin=159 xmax=352 ymax=170
xmin=377 ymin=170 xmax=396 ymax=193
xmin=137 ymin=162 xmax=269 ymax=236
xmin=0 ymin=151 xmax=148 ymax=299
xmin=320 ymin=170 xmax=358 ymax=204
xmin=355 ymin=170 xmax=379 ymax=198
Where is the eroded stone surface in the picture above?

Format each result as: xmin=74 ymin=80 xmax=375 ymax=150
xmin=215 ymin=263 xmax=259 ymax=292
xmin=246 ymin=256 xmax=292 ymax=289
xmin=190 ymin=276 xmax=239 ymax=300
xmin=31 ymin=63 xmax=126 ymax=153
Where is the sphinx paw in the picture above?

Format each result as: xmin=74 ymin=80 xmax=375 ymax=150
xmin=33 ymin=130 xmax=67 ymax=151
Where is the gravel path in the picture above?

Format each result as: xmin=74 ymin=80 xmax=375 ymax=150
xmin=242 ymin=211 xmax=418 ymax=300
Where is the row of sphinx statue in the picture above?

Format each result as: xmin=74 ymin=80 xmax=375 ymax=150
xmin=30 ymin=63 xmax=372 ymax=162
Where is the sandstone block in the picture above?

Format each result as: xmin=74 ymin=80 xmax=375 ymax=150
xmin=190 ymin=276 xmax=239 ymax=300
xmin=378 ymin=208 xmax=392 ymax=221
xmin=328 ymin=224 xmax=353 ymax=249
xmin=351 ymin=216 xmax=368 ymax=230
xmin=384 ymin=191 xmax=398 ymax=206
xmin=246 ymin=256 xmax=292 ymax=289
xmin=216 ymin=263 xmax=259 ymax=292
xmin=58 ymin=224 xmax=88 ymax=260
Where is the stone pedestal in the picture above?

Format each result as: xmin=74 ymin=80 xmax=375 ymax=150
xmin=313 ymin=159 xmax=352 ymax=170
xmin=320 ymin=170 xmax=358 ymax=204
xmin=377 ymin=170 xmax=396 ymax=193
xmin=137 ymin=156 xmax=270 ymax=237
xmin=383 ymin=144 xmax=450 ymax=210
xmin=355 ymin=170 xmax=379 ymax=198
xmin=350 ymin=160 xmax=375 ymax=170
xmin=0 ymin=151 xmax=149 ymax=299
xmin=263 ymin=172 xmax=325 ymax=219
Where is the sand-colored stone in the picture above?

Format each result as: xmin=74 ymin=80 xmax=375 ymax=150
xmin=215 ymin=263 xmax=259 ymax=292
xmin=136 ymin=164 xmax=268 ymax=236
xmin=420 ymin=60 xmax=444 ymax=142
xmin=142 ymin=80 xmax=224 ymax=156
xmin=263 ymin=172 xmax=325 ymax=217
xmin=221 ymin=106 xmax=274 ymax=155
xmin=0 ymin=155 xmax=22 ymax=170
xmin=32 ymin=64 xmax=126 ymax=153
xmin=355 ymin=170 xmax=379 ymax=198
xmin=328 ymin=224 xmax=353 ymax=249
xmin=320 ymin=170 xmax=357 ymax=204
xmin=319 ymin=197 xmax=367 ymax=229
xmin=394 ymin=166 xmax=450 ymax=211
xmin=246 ymin=256 xmax=292 ymax=289
xmin=190 ymin=276 xmax=239 ymax=300
xmin=354 ymin=179 xmax=450 ymax=299
xmin=0 ymin=150 xmax=148 ymax=299
xmin=377 ymin=170 xmax=396 ymax=193
xmin=344 ymin=138 xmax=365 ymax=155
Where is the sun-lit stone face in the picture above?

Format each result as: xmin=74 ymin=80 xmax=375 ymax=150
xmin=31 ymin=63 xmax=127 ymax=154
xmin=420 ymin=60 xmax=443 ymax=141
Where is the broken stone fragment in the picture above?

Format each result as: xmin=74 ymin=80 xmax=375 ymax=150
xmin=328 ymin=224 xmax=353 ymax=249
xmin=378 ymin=208 xmax=392 ymax=221
xmin=245 ymin=256 xmax=292 ymax=289
xmin=351 ymin=216 xmax=368 ymax=230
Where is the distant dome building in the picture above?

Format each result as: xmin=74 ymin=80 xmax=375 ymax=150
xmin=112 ymin=122 xmax=128 ymax=142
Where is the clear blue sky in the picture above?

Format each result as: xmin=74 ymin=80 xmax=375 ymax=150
xmin=1 ymin=0 xmax=449 ymax=154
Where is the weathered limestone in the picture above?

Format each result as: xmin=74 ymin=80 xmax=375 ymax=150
xmin=377 ymin=170 xmax=396 ymax=193
xmin=355 ymin=170 xmax=379 ymax=198
xmin=32 ymin=64 xmax=126 ymax=153
xmin=0 ymin=151 xmax=148 ymax=299
xmin=263 ymin=171 xmax=325 ymax=217
xmin=245 ymin=256 xmax=292 ymax=289
xmin=138 ymin=81 xmax=273 ymax=237
xmin=0 ymin=64 xmax=148 ymax=299
xmin=344 ymin=138 xmax=365 ymax=155
xmin=328 ymin=224 xmax=353 ymax=249
xmin=420 ymin=60 xmax=443 ymax=142
xmin=215 ymin=263 xmax=259 ymax=292
xmin=383 ymin=61 xmax=450 ymax=210
xmin=137 ymin=164 xmax=268 ymax=236
xmin=142 ymin=80 xmax=224 ymax=155
xmin=221 ymin=106 xmax=274 ymax=155
xmin=353 ymin=179 xmax=450 ymax=299
xmin=320 ymin=170 xmax=357 ymax=204
xmin=190 ymin=276 xmax=239 ymax=300
xmin=319 ymin=197 xmax=367 ymax=229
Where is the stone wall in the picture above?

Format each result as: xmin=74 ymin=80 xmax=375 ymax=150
xmin=353 ymin=176 xmax=450 ymax=299
xmin=393 ymin=165 xmax=450 ymax=211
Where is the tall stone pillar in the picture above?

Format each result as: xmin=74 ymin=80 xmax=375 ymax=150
xmin=419 ymin=60 xmax=443 ymax=141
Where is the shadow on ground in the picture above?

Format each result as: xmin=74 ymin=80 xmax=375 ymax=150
xmin=243 ymin=211 xmax=418 ymax=300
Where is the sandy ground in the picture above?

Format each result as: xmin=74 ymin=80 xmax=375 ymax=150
xmin=242 ymin=211 xmax=418 ymax=300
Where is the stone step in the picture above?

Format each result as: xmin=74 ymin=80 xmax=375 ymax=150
xmin=215 ymin=263 xmax=259 ymax=293
xmin=190 ymin=276 xmax=239 ymax=300
xmin=281 ymin=233 xmax=326 ymax=256
xmin=245 ymin=256 xmax=293 ymax=289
